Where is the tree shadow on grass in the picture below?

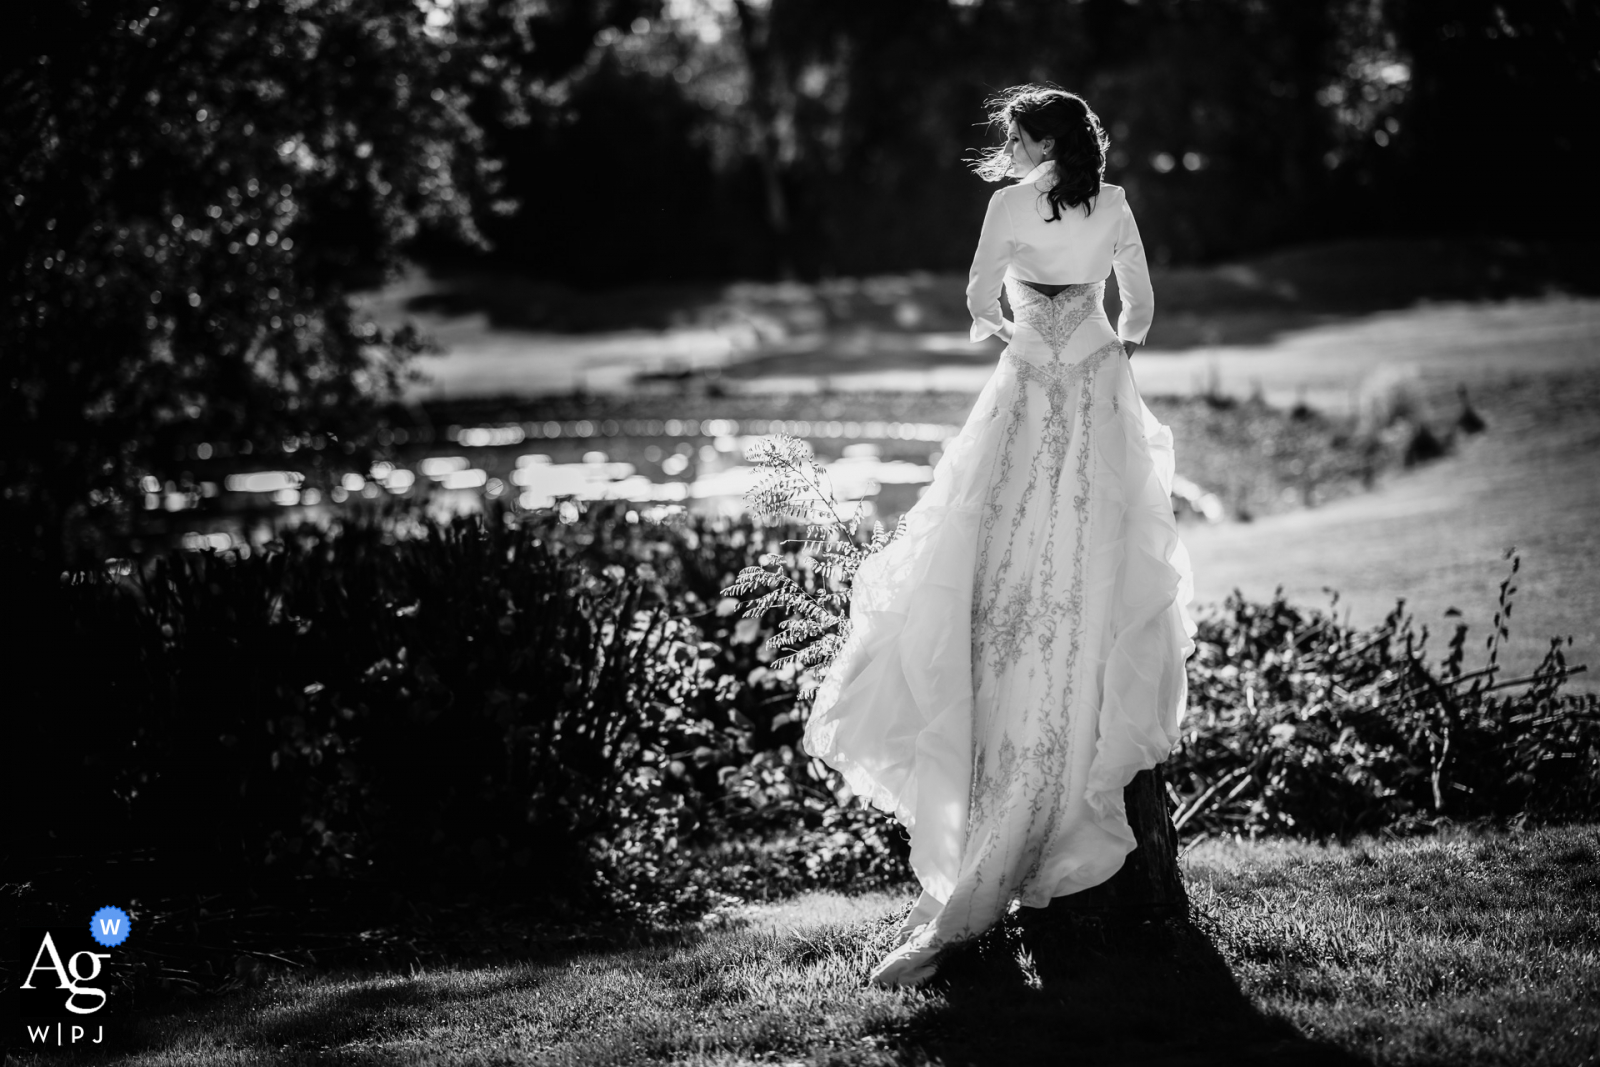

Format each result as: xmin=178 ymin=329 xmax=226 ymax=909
xmin=262 ymin=969 xmax=544 ymax=1050
xmin=895 ymin=912 xmax=1369 ymax=1067
xmin=105 ymin=963 xmax=553 ymax=1066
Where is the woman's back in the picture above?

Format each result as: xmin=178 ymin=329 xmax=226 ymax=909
xmin=997 ymin=176 xmax=1130 ymax=282
xmin=966 ymin=164 xmax=1153 ymax=346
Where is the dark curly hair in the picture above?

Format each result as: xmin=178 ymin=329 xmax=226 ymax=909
xmin=971 ymin=84 xmax=1110 ymax=222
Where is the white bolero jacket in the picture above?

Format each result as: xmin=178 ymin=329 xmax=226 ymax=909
xmin=965 ymin=162 xmax=1154 ymax=345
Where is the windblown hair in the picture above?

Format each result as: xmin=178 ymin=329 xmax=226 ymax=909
xmin=971 ymin=84 xmax=1110 ymax=221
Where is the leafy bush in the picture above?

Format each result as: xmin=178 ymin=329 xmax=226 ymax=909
xmin=15 ymin=500 xmax=910 ymax=926
xmin=20 ymin=514 xmax=717 ymax=902
xmin=16 ymin=471 xmax=1593 ymax=934
xmin=517 ymin=499 xmax=912 ymax=918
xmin=1171 ymin=566 xmax=1598 ymax=839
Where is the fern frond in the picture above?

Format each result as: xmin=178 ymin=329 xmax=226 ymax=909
xmin=740 ymin=588 xmax=836 ymax=623
xmin=721 ymin=566 xmax=793 ymax=598
xmin=769 ymin=615 xmax=843 ymax=647
xmin=720 ymin=432 xmax=909 ymax=677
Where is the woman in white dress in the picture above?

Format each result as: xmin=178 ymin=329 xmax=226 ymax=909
xmin=803 ymin=86 xmax=1196 ymax=987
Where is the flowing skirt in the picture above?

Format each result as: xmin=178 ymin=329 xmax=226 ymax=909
xmin=804 ymin=279 xmax=1196 ymax=986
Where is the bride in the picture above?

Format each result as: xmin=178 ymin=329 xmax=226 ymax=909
xmin=803 ymin=85 xmax=1196 ymax=987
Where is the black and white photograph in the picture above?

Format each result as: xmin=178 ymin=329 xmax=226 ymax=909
xmin=5 ymin=0 xmax=1598 ymax=1063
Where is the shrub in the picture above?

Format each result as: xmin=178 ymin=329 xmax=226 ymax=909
xmin=1171 ymin=565 xmax=1598 ymax=839
xmin=19 ymin=512 xmax=732 ymax=905
xmin=14 ymin=500 xmax=909 ymax=925
xmin=16 ymin=478 xmax=1592 ymax=933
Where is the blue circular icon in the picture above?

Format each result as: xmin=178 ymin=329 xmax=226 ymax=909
xmin=90 ymin=906 xmax=131 ymax=947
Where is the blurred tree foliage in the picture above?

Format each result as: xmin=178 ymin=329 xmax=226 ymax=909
xmin=4 ymin=0 xmax=1595 ymax=564
xmin=1381 ymin=0 xmax=1600 ymax=235
xmin=452 ymin=0 xmax=1597 ymax=282
xmin=0 ymin=0 xmax=504 ymax=567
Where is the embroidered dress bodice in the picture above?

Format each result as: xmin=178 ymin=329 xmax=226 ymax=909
xmin=1006 ymin=278 xmax=1110 ymax=361
xmin=804 ymin=168 xmax=1194 ymax=988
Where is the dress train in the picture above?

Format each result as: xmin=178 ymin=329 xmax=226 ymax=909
xmin=805 ymin=280 xmax=1196 ymax=986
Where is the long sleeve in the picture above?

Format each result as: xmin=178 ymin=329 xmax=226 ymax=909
xmin=1111 ymin=196 xmax=1154 ymax=344
xmin=965 ymin=190 xmax=1014 ymax=342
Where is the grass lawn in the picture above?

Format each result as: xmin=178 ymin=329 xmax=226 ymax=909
xmin=31 ymin=826 xmax=1598 ymax=1066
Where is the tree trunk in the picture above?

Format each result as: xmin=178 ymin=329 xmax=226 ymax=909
xmin=1048 ymin=763 xmax=1188 ymax=919
xmin=732 ymin=0 xmax=795 ymax=280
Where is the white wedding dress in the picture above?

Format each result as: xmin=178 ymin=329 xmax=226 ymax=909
xmin=804 ymin=165 xmax=1196 ymax=986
